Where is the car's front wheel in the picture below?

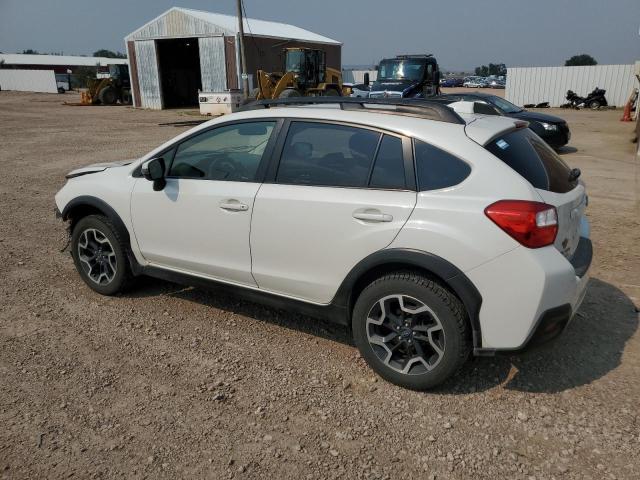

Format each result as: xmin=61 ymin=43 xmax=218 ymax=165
xmin=71 ymin=215 xmax=131 ymax=295
xmin=352 ymin=272 xmax=470 ymax=390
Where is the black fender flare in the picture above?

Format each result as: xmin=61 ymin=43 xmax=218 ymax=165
xmin=61 ymin=196 xmax=143 ymax=274
xmin=332 ymin=248 xmax=483 ymax=349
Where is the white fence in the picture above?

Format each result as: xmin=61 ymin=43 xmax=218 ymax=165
xmin=0 ymin=69 xmax=58 ymax=93
xmin=506 ymin=64 xmax=638 ymax=107
xmin=342 ymin=69 xmax=377 ymax=84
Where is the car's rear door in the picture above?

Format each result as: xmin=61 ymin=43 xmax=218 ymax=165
xmin=250 ymin=120 xmax=417 ymax=304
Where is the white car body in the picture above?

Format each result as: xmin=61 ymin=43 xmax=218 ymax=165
xmin=55 ymin=101 xmax=591 ymax=356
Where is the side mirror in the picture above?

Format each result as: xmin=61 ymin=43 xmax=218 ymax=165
xmin=141 ymin=157 xmax=166 ymax=191
xmin=363 ymin=72 xmax=370 ymax=87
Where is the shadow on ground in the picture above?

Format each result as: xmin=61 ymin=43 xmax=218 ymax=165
xmin=125 ymin=276 xmax=637 ymax=394
xmin=557 ymin=146 xmax=578 ymax=155
xmin=437 ymin=278 xmax=638 ymax=394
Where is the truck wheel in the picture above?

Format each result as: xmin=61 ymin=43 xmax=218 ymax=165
xmin=352 ymin=272 xmax=471 ymax=390
xmin=121 ymin=90 xmax=132 ymax=105
xmin=71 ymin=215 xmax=132 ymax=296
xmin=323 ymin=87 xmax=340 ymax=96
xmin=98 ymin=87 xmax=117 ymax=105
xmin=278 ymin=88 xmax=301 ymax=98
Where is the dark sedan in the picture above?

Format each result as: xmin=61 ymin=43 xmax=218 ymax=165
xmin=440 ymin=77 xmax=464 ymax=87
xmin=435 ymin=93 xmax=571 ymax=149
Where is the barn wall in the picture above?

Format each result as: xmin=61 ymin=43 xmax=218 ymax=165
xmin=506 ymin=64 xmax=637 ymax=107
xmin=0 ymin=69 xmax=57 ymax=93
xmin=243 ymin=36 xmax=341 ymax=78
xmin=224 ymin=36 xmax=239 ymax=90
xmin=126 ymin=41 xmax=141 ymax=108
xmin=134 ymin=40 xmax=163 ymax=109
xmin=126 ymin=8 xmax=233 ymax=40
xmin=198 ymin=36 xmax=227 ymax=91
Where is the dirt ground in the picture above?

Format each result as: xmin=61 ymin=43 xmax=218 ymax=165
xmin=1 ymin=91 xmax=639 ymax=480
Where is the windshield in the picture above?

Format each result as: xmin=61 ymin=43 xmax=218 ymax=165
xmin=487 ymin=95 xmax=523 ymax=113
xmin=285 ymin=50 xmax=305 ymax=73
xmin=377 ymin=59 xmax=425 ymax=82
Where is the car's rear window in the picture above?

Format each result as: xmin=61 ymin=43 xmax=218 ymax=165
xmin=485 ymin=129 xmax=577 ymax=193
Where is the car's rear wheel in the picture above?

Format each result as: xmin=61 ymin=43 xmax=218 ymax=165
xmin=352 ymin=272 xmax=470 ymax=390
xmin=71 ymin=215 xmax=131 ymax=295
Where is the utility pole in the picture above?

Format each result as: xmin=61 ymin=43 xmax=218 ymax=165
xmin=236 ymin=0 xmax=249 ymax=97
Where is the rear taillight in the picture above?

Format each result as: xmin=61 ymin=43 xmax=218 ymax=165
xmin=484 ymin=200 xmax=558 ymax=248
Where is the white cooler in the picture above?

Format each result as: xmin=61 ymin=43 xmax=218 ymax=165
xmin=198 ymin=90 xmax=244 ymax=116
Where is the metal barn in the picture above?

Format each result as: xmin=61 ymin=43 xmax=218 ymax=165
xmin=124 ymin=7 xmax=342 ymax=109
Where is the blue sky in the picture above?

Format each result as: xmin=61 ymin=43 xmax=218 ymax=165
xmin=0 ymin=0 xmax=638 ymax=70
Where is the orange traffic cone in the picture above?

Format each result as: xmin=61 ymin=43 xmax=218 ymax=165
xmin=620 ymin=101 xmax=632 ymax=122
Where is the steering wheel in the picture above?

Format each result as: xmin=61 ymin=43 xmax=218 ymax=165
xmin=208 ymin=157 xmax=246 ymax=180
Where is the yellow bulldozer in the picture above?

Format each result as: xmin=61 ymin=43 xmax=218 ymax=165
xmin=80 ymin=64 xmax=133 ymax=105
xmin=249 ymin=47 xmax=350 ymax=100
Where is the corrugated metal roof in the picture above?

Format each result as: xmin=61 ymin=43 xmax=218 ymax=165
xmin=125 ymin=7 xmax=341 ymax=45
xmin=0 ymin=54 xmax=128 ymax=67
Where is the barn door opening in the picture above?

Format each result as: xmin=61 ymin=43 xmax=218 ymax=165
xmin=156 ymin=37 xmax=201 ymax=108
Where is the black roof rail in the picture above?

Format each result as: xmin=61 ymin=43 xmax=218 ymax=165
xmin=239 ymin=97 xmax=464 ymax=125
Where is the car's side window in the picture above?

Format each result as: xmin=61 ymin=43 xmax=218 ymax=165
xmin=169 ymin=121 xmax=275 ymax=181
xmin=369 ymin=135 xmax=406 ymax=189
xmin=276 ymin=122 xmax=380 ymax=187
xmin=414 ymin=139 xmax=471 ymax=191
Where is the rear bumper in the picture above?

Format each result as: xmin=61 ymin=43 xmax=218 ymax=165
xmin=469 ymin=235 xmax=592 ymax=354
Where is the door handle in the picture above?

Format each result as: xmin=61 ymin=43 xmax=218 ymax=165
xmin=353 ymin=210 xmax=393 ymax=223
xmin=220 ymin=200 xmax=249 ymax=212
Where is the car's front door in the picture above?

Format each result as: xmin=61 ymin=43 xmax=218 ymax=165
xmin=130 ymin=120 xmax=279 ymax=286
xmin=250 ymin=120 xmax=417 ymax=303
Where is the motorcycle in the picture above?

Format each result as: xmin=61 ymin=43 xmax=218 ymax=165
xmin=565 ymin=87 xmax=608 ymax=109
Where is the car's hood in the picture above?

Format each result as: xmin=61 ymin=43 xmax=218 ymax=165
xmin=66 ymin=159 xmax=136 ymax=178
xmin=509 ymin=110 xmax=566 ymax=124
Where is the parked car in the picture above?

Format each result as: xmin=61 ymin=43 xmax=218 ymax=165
xmin=55 ymin=73 xmax=70 ymax=94
xmin=488 ymin=79 xmax=505 ymax=89
xmin=440 ymin=77 xmax=464 ymax=88
xmin=436 ymin=92 xmax=571 ymax=149
xmin=348 ymin=83 xmax=371 ymax=98
xmin=463 ymin=78 xmax=488 ymax=88
xmin=55 ymin=97 xmax=591 ymax=390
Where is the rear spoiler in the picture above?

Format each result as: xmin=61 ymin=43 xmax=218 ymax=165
xmin=463 ymin=114 xmax=529 ymax=146
xmin=446 ymin=100 xmax=502 ymax=116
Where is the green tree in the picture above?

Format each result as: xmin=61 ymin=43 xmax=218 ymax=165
xmin=475 ymin=63 xmax=506 ymax=77
xmin=22 ymin=49 xmax=40 ymax=54
xmin=565 ymin=54 xmax=597 ymax=66
xmin=93 ymin=49 xmax=127 ymax=59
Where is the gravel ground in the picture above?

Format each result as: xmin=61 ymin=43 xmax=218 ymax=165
xmin=1 ymin=91 xmax=639 ymax=480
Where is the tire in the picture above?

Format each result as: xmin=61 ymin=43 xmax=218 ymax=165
xmin=278 ymin=88 xmax=301 ymax=98
xmin=57 ymin=87 xmax=66 ymax=94
xmin=589 ymin=100 xmax=601 ymax=110
xmin=98 ymin=87 xmax=117 ymax=105
xmin=121 ymin=89 xmax=132 ymax=105
xmin=71 ymin=215 xmax=132 ymax=296
xmin=323 ymin=87 xmax=340 ymax=96
xmin=352 ymin=272 xmax=470 ymax=390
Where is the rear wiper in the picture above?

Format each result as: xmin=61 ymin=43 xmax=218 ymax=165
xmin=568 ymin=168 xmax=581 ymax=182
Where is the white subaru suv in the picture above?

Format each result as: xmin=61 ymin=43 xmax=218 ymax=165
xmin=55 ymin=98 xmax=591 ymax=390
